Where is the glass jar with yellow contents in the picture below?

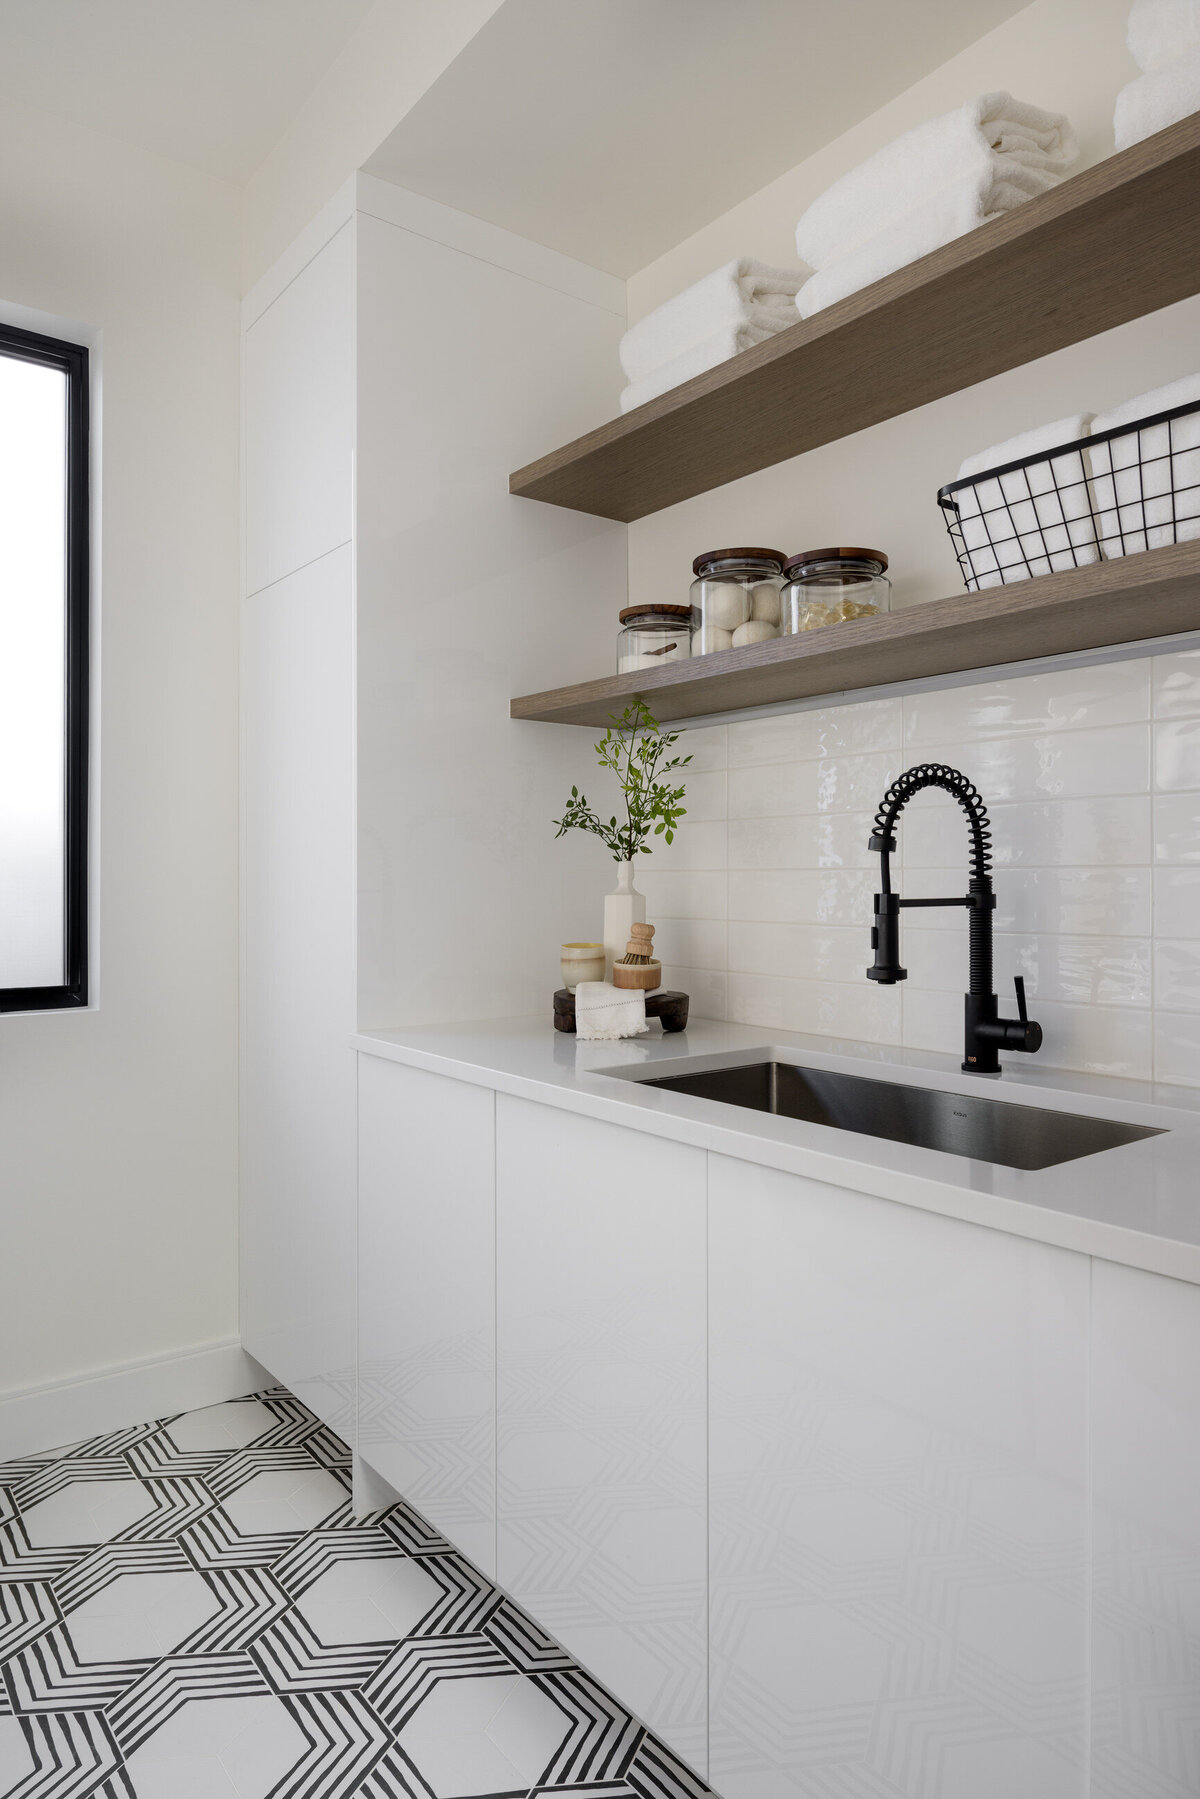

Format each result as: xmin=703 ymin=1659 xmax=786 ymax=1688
xmin=780 ymin=547 xmax=890 ymax=634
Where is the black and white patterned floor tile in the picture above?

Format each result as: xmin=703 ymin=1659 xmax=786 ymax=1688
xmin=0 ymin=1389 xmax=715 ymax=1799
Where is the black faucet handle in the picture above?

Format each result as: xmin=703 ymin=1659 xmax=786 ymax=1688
xmin=1005 ymin=975 xmax=1042 ymax=1053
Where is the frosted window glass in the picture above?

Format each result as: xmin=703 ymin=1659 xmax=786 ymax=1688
xmin=0 ymin=354 xmax=67 ymax=989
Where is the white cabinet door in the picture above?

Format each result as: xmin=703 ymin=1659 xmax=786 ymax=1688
xmin=243 ymin=218 xmax=354 ymax=597
xmin=240 ymin=546 xmax=356 ymax=1442
xmin=1091 ymin=1260 xmax=1200 ymax=1798
xmin=709 ymin=1153 xmax=1090 ymax=1799
xmin=358 ymin=1056 xmax=497 ymax=1576
xmin=495 ymin=1095 xmax=708 ymax=1774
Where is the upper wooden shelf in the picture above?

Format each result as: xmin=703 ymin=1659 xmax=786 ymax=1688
xmin=511 ymin=540 xmax=1200 ymax=726
xmin=510 ymin=114 xmax=1200 ymax=522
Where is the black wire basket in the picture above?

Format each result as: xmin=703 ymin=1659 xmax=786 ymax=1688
xmin=938 ymin=396 xmax=1200 ymax=590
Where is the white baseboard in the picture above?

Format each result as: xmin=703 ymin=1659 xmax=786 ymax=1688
xmin=0 ymin=1337 xmax=273 ymax=1461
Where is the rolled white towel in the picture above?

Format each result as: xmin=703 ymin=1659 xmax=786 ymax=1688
xmin=619 ymin=321 xmax=783 ymax=413
xmin=1114 ymin=45 xmax=1200 ymax=148
xmin=574 ymin=981 xmax=649 ymax=1041
xmin=1128 ymin=0 xmax=1200 ymax=71
xmin=1089 ymin=373 xmax=1200 ymax=558
xmin=619 ymin=258 xmax=804 ymax=385
xmin=797 ymin=178 xmax=999 ymax=319
xmin=795 ymin=92 xmax=1077 ymax=274
xmin=951 ymin=414 xmax=1096 ymax=589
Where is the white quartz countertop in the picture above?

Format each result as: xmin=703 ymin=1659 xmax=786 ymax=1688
xmin=352 ymin=1015 xmax=1200 ymax=1285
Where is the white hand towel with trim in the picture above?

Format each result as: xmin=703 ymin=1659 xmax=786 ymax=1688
xmin=1128 ymin=0 xmax=1200 ymax=71
xmin=619 ymin=259 xmax=804 ymax=385
xmin=1089 ymin=373 xmax=1200 ymax=557
xmin=952 ymin=415 xmax=1096 ymax=589
xmin=620 ymin=322 xmax=783 ymax=413
xmin=1114 ymin=44 xmax=1200 ymax=148
xmin=574 ymin=981 xmax=649 ymax=1041
xmin=795 ymin=92 xmax=1077 ymax=276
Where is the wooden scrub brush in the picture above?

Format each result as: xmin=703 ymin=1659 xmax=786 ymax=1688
xmin=612 ymin=922 xmax=662 ymax=992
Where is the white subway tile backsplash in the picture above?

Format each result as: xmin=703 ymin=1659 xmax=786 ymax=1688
xmin=728 ymin=972 xmax=902 ymax=1042
xmin=639 ymin=869 xmax=727 ymax=920
xmin=1154 ymin=793 xmax=1200 ymax=863
xmin=728 ymin=813 xmax=894 ymax=870
xmin=661 ymin=965 xmax=727 ymax=1020
xmin=1154 ymin=867 xmax=1200 ymax=939
xmin=903 ymin=930 xmax=1152 ymax=1008
xmin=1152 ymin=649 xmax=1200 ymax=718
xmin=1155 ymin=718 xmax=1200 ymax=791
xmin=903 ymin=797 xmax=1151 ymax=871
xmin=903 ymin=661 xmax=1150 ymax=745
xmin=727 ymin=698 xmax=900 ymax=767
xmin=815 ymin=750 xmax=902 ymax=814
xmin=728 ymin=922 xmax=864 ymax=983
xmin=645 ymin=819 xmax=726 ymax=870
xmin=900 ymin=868 xmax=1152 ymax=938
xmin=908 ymin=724 xmax=1151 ymax=805
xmin=653 ymin=917 xmax=728 ymax=971
xmin=677 ymin=770 xmax=726 ymax=823
xmin=903 ymin=987 xmax=1152 ymax=1079
xmin=1155 ymin=939 xmax=1200 ymax=1011
xmin=728 ymin=869 xmax=876 ymax=926
xmin=675 ymin=723 xmax=728 ymax=772
xmin=657 ymin=649 xmax=1200 ymax=1080
xmin=728 ymin=761 xmax=819 ymax=819
xmin=1155 ymin=1011 xmax=1200 ymax=1086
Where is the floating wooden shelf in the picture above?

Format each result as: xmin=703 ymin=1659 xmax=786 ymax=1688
xmin=510 ymin=115 xmax=1200 ymax=522
xmin=511 ymin=541 xmax=1200 ymax=726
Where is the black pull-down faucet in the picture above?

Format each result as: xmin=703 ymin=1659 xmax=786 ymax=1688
xmin=866 ymin=763 xmax=1043 ymax=1075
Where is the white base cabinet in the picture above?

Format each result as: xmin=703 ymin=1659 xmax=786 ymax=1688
xmin=355 ymin=1058 xmax=1200 ymax=1799
xmin=708 ymin=1153 xmax=1091 ymax=1799
xmin=495 ymin=1095 xmax=708 ymax=1774
xmin=1091 ymin=1260 xmax=1200 ymax=1798
xmin=357 ymin=1056 xmax=497 ymax=1576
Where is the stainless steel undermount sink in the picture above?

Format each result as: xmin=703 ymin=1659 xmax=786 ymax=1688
xmin=635 ymin=1060 xmax=1164 ymax=1172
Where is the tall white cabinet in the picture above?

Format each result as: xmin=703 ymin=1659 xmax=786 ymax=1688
xmin=240 ymin=216 xmax=358 ymax=1439
xmin=239 ymin=178 xmax=624 ymax=1442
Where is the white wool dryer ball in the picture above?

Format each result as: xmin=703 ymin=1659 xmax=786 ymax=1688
xmin=701 ymin=582 xmax=748 ymax=630
xmin=751 ymin=581 xmax=781 ymax=624
xmin=695 ymin=623 xmax=734 ymax=655
xmin=732 ymin=619 xmax=779 ymax=648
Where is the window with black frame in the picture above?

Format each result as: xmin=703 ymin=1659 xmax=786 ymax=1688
xmin=0 ymin=321 xmax=89 ymax=1012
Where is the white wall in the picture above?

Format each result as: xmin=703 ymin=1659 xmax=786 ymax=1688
xmin=0 ymin=101 xmax=241 ymax=1397
xmin=241 ymin=0 xmax=504 ymax=290
xmin=355 ymin=176 xmax=627 ymax=1029
xmin=620 ymin=0 xmax=1200 ymax=1082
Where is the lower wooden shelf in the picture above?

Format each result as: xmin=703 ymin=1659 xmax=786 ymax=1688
xmin=511 ymin=540 xmax=1200 ymax=726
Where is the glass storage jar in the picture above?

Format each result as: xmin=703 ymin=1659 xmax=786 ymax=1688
xmin=617 ymin=603 xmax=693 ymax=673
xmin=780 ymin=547 xmax=890 ymax=633
xmin=690 ymin=547 xmax=786 ymax=655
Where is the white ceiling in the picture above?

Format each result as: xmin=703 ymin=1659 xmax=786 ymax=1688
xmin=0 ymin=0 xmax=375 ymax=182
xmin=366 ymin=0 xmax=1030 ymax=276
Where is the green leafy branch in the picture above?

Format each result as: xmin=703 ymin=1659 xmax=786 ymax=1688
xmin=553 ymin=699 xmax=691 ymax=862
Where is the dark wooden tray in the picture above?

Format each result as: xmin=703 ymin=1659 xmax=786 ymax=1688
xmin=553 ymin=988 xmax=689 ymax=1034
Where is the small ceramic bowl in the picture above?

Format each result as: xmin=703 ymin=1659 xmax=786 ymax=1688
xmin=612 ymin=959 xmax=662 ymax=992
xmin=561 ymin=942 xmax=605 ymax=991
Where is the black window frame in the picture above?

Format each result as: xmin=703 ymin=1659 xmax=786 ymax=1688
xmin=0 ymin=320 xmax=90 ymax=1013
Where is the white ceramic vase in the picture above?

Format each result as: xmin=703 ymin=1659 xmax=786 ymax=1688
xmin=603 ymin=859 xmax=646 ymax=980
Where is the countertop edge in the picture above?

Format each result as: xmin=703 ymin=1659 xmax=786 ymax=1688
xmin=351 ymin=1025 xmax=1200 ymax=1287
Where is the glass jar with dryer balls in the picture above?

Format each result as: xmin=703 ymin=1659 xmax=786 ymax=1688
xmin=690 ymin=547 xmax=786 ymax=655
xmin=780 ymin=547 xmax=891 ymax=633
xmin=617 ymin=604 xmax=694 ymax=673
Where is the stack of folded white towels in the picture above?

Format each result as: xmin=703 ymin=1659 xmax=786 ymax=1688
xmin=952 ymin=370 xmax=1200 ymax=588
xmin=1116 ymin=0 xmax=1200 ymax=148
xmin=793 ymin=92 xmax=1078 ymax=319
xmin=618 ymin=259 xmax=804 ymax=413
